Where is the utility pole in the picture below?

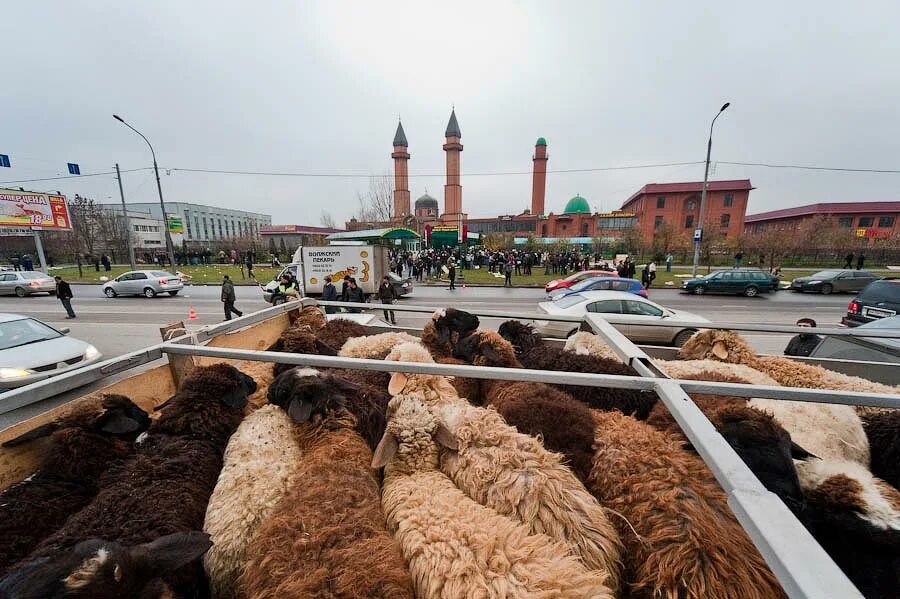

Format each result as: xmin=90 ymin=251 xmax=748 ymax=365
xmin=692 ymin=102 xmax=730 ymax=278
xmin=115 ymin=164 xmax=137 ymax=271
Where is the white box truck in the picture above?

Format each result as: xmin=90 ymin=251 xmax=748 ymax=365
xmin=262 ymin=244 xmax=389 ymax=302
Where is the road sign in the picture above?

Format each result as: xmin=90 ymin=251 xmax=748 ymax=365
xmin=67 ymin=163 xmax=80 ymax=175
xmin=0 ymin=155 xmax=9 ymax=168
xmin=693 ymin=228 xmax=703 ymax=242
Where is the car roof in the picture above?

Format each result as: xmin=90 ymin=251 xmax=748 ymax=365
xmin=0 ymin=313 xmax=31 ymax=323
xmin=575 ymin=290 xmax=649 ymax=300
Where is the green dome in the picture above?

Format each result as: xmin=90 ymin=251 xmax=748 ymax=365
xmin=536 ymin=137 xmax=547 ymax=146
xmin=563 ymin=194 xmax=591 ymax=214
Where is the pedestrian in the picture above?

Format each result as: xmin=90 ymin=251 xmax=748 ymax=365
xmin=503 ymin=259 xmax=513 ymax=287
xmin=321 ymin=275 xmax=338 ymax=314
xmin=221 ymin=275 xmax=243 ymax=321
xmin=53 ymin=276 xmax=76 ymax=319
xmin=340 ymin=274 xmax=351 ymax=301
xmin=378 ymin=275 xmax=397 ymax=324
xmin=22 ymin=255 xmax=33 ymax=271
xmin=626 ymin=258 xmax=636 ymax=280
xmin=733 ymin=250 xmax=744 ymax=269
xmin=11 ymin=255 xmax=20 ymax=271
xmin=101 ymin=254 xmax=111 ymax=272
xmin=448 ymin=260 xmax=456 ymax=291
xmin=245 ymin=254 xmax=255 ymax=280
xmin=844 ymin=252 xmax=854 ymax=269
xmin=345 ymin=278 xmax=365 ymax=313
xmin=856 ymin=254 xmax=865 ymax=270
xmin=784 ymin=318 xmax=822 ymax=357
xmin=648 ymin=260 xmax=657 ymax=288
xmin=665 ymin=253 xmax=673 ymax=273
xmin=641 ymin=264 xmax=650 ymax=289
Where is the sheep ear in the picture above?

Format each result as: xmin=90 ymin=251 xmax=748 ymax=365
xmin=388 ymin=372 xmax=407 ymax=395
xmin=287 ymin=399 xmax=314 ymax=423
xmin=435 ymin=424 xmax=458 ymax=451
xmin=132 ymin=531 xmax=212 ymax=576
xmin=2 ymin=422 xmax=58 ymax=447
xmin=371 ymin=432 xmax=398 ymax=468
xmin=97 ymin=411 xmax=141 ymax=435
xmin=711 ymin=340 xmax=729 ymax=360
xmin=790 ymin=441 xmax=817 ymax=461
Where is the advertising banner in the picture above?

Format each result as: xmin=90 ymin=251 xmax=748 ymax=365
xmin=167 ymin=216 xmax=184 ymax=233
xmin=0 ymin=189 xmax=72 ymax=230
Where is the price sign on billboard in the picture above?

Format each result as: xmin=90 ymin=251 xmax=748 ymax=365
xmin=0 ymin=189 xmax=73 ymax=230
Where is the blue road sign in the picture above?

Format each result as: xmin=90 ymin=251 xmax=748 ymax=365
xmin=67 ymin=163 xmax=81 ymax=175
xmin=0 ymin=154 xmax=10 ymax=168
xmin=693 ymin=228 xmax=703 ymax=242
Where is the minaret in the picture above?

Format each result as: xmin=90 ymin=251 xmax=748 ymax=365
xmin=391 ymin=120 xmax=411 ymax=221
xmin=442 ymin=108 xmax=463 ymax=219
xmin=531 ymin=137 xmax=548 ymax=216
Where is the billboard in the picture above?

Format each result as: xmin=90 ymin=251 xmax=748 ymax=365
xmin=167 ymin=216 xmax=184 ymax=234
xmin=0 ymin=189 xmax=72 ymax=230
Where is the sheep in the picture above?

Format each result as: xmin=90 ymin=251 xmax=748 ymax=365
xmin=0 ymin=395 xmax=151 ymax=577
xmin=315 ymin=317 xmax=368 ymax=352
xmin=202 ymin=404 xmax=303 ymax=599
xmin=0 ymin=531 xmax=213 ymax=599
xmin=588 ymin=408 xmax=788 ymax=599
xmin=373 ymin=392 xmax=616 ymax=598
xmin=862 ymin=411 xmax=900 ymax=490
xmin=238 ymin=370 xmax=413 ymax=598
xmin=25 ymin=364 xmax=257 ymax=598
xmin=338 ymin=331 xmax=420 ymax=359
xmin=267 ymin=325 xmax=337 ymax=379
xmin=497 ymin=320 xmax=656 ymax=419
xmin=420 ymin=307 xmax=480 ymax=358
xmin=291 ymin=304 xmax=327 ymax=331
xmin=385 ymin=340 xmax=624 ymax=590
xmin=565 ymin=330 xmax=623 ymax=362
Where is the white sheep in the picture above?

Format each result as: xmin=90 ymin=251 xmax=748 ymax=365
xmin=373 ymin=393 xmax=616 ymax=598
xmin=384 ymin=342 xmax=624 ymax=590
xmin=202 ymin=403 xmax=303 ymax=598
xmin=338 ymin=331 xmax=421 ymax=360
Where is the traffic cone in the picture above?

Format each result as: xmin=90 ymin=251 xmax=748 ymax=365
xmin=188 ymin=306 xmax=198 ymax=322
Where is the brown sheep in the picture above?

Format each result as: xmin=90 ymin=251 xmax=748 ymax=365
xmin=291 ymin=305 xmax=327 ymax=331
xmin=315 ymin=317 xmax=367 ymax=353
xmin=239 ymin=371 xmax=413 ymax=598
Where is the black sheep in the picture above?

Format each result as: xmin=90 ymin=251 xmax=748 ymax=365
xmin=0 ymin=395 xmax=150 ymax=577
xmin=422 ymin=308 xmax=480 ymax=357
xmin=315 ymin=318 xmax=368 ymax=353
xmin=0 ymin=532 xmax=212 ymax=599
xmin=862 ymin=411 xmax=900 ymax=491
xmin=497 ymin=320 xmax=656 ymax=419
xmin=23 ymin=364 xmax=256 ymax=598
xmin=267 ymin=326 xmax=337 ymax=378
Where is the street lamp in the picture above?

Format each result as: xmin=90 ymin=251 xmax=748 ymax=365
xmin=113 ymin=114 xmax=177 ymax=273
xmin=691 ymin=102 xmax=730 ymax=278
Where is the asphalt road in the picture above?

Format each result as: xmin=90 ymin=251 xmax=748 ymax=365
xmin=0 ymin=284 xmax=852 ymax=359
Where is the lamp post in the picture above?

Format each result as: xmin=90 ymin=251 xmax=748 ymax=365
xmin=113 ymin=115 xmax=177 ymax=273
xmin=691 ymin=102 xmax=730 ymax=278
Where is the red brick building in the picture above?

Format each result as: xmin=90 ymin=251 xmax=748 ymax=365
xmin=744 ymin=202 xmax=900 ymax=241
xmin=619 ymin=180 xmax=753 ymax=243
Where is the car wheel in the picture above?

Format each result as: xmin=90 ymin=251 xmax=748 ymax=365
xmin=104 ymin=287 xmax=117 ymax=298
xmin=168 ymin=290 xmax=179 ymax=296
xmin=744 ymin=286 xmax=759 ymax=297
xmin=143 ymin=287 xmax=157 ymax=298
xmin=693 ymin=285 xmax=706 ymax=295
xmin=14 ymin=287 xmax=27 ymax=298
xmin=821 ymin=283 xmax=833 ymax=295
xmin=272 ymin=296 xmax=287 ymax=306
xmin=673 ymin=329 xmax=696 ymax=348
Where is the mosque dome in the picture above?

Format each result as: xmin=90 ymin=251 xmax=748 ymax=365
xmin=536 ymin=137 xmax=547 ymax=146
xmin=563 ymin=194 xmax=591 ymax=214
xmin=415 ymin=193 xmax=438 ymax=209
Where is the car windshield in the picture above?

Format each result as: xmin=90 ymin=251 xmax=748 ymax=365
xmin=811 ymin=270 xmax=842 ymax=279
xmin=0 ymin=318 xmax=62 ymax=351
xmin=388 ymin=273 xmax=401 ymax=281
xmin=571 ymin=277 xmax=609 ymax=291
xmin=554 ymin=293 xmax=586 ymax=309
xmin=20 ymin=272 xmax=47 ymax=280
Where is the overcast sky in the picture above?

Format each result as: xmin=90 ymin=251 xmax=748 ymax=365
xmin=3 ymin=1 xmax=899 ymax=226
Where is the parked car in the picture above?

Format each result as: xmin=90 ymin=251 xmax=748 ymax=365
xmin=544 ymin=269 xmax=618 ymax=293
xmin=549 ymin=276 xmax=647 ymax=300
xmin=843 ymin=279 xmax=900 ymax=327
xmin=535 ymin=290 xmax=709 ymax=346
xmin=0 ymin=271 xmax=56 ymax=297
xmin=790 ymin=269 xmax=880 ymax=295
xmin=0 ymin=313 xmax=102 ymax=389
xmin=388 ymin=272 xmax=413 ymax=297
xmin=681 ymin=269 xmax=776 ymax=297
xmin=810 ymin=315 xmax=900 ymax=369
xmin=101 ymin=270 xmax=184 ymax=298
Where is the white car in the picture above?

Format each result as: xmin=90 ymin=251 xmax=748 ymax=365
xmin=534 ymin=290 xmax=709 ymax=347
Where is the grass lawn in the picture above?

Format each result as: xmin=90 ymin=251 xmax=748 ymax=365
xmin=46 ymin=264 xmax=283 ymax=285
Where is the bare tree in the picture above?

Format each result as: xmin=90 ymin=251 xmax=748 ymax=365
xmin=69 ymin=195 xmax=105 ymax=257
xmin=320 ymin=210 xmax=337 ymax=229
xmin=354 ymin=172 xmax=394 ymax=224
xmin=651 ymin=221 xmax=677 ymax=256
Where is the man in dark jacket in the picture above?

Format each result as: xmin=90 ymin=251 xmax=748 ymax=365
xmin=448 ymin=260 xmax=457 ymax=291
xmin=345 ymin=278 xmax=365 ymax=313
xmin=784 ymin=318 xmax=822 ymax=357
xmin=340 ymin=275 xmax=351 ymax=301
xmin=221 ymin=275 xmax=242 ymax=321
xmin=54 ymin=276 xmax=75 ymax=319
xmin=321 ymin=275 xmax=338 ymax=314
xmin=378 ymin=275 xmax=397 ymax=324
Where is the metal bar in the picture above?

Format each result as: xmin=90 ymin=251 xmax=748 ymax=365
xmin=318 ymin=300 xmax=585 ymax=322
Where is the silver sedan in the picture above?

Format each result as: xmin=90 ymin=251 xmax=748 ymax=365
xmin=102 ymin=270 xmax=184 ymax=298
xmin=0 ymin=271 xmax=56 ymax=297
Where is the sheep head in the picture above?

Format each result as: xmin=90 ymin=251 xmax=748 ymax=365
xmin=0 ymin=531 xmax=212 ymax=599
xmin=267 ymin=368 xmax=359 ymax=424
xmin=423 ymin=308 xmax=480 ymax=356
xmin=171 ymin=364 xmax=257 ymax=410
xmin=452 ymin=331 xmax=520 ymax=368
xmin=497 ymin=320 xmax=543 ymax=355
xmin=2 ymin=394 xmax=151 ymax=448
xmin=677 ymin=329 xmax=757 ymax=365
xmin=371 ymin=394 xmax=458 ymax=470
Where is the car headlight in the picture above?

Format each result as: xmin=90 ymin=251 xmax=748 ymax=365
xmin=402 ymin=283 xmax=410 ymax=288
xmin=83 ymin=345 xmax=101 ymax=360
xmin=807 ymin=280 xmax=821 ymax=285
xmin=0 ymin=368 xmax=32 ymax=380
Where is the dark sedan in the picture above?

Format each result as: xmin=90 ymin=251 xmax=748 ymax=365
xmin=388 ymin=272 xmax=413 ymax=297
xmin=790 ymin=269 xmax=880 ymax=295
